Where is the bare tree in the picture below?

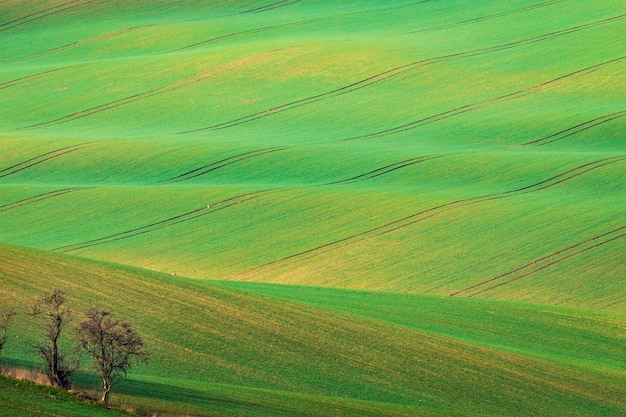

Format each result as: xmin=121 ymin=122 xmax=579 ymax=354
xmin=0 ymin=310 xmax=16 ymax=356
xmin=29 ymin=288 xmax=76 ymax=389
xmin=78 ymin=306 xmax=148 ymax=404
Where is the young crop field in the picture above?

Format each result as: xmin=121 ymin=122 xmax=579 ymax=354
xmin=0 ymin=0 xmax=624 ymax=416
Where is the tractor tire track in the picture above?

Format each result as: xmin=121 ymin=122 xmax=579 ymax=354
xmin=522 ymin=110 xmax=626 ymax=146
xmin=327 ymin=155 xmax=444 ymax=185
xmin=344 ymin=54 xmax=626 ymax=141
xmin=17 ymin=50 xmax=283 ymax=130
xmin=170 ymin=1 xmax=431 ymax=54
xmin=408 ymin=0 xmax=565 ymax=34
xmin=178 ymin=15 xmax=624 ymax=134
xmin=450 ymin=225 xmax=626 ymax=297
xmin=288 ymin=157 xmax=626 ymax=267
xmin=231 ymin=157 xmax=626 ymax=278
xmin=240 ymin=0 xmax=301 ymax=14
xmin=0 ymin=143 xmax=95 ymax=179
xmin=460 ymin=230 xmax=626 ymax=298
xmin=0 ymin=64 xmax=89 ymax=91
xmin=1 ymin=28 xmax=138 ymax=64
xmin=160 ymin=147 xmax=287 ymax=184
xmin=52 ymin=189 xmax=282 ymax=253
xmin=0 ymin=188 xmax=83 ymax=213
xmin=168 ymin=16 xmax=329 ymax=53
xmin=0 ymin=0 xmax=95 ymax=33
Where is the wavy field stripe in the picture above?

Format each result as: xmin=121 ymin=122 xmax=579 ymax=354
xmin=0 ymin=0 xmax=96 ymax=33
xmin=232 ymin=156 xmax=626 ymax=278
xmin=521 ymin=110 xmax=626 ymax=146
xmin=344 ymin=55 xmax=626 ymax=141
xmin=159 ymin=147 xmax=287 ymax=184
xmin=16 ymin=50 xmax=287 ymax=130
xmin=451 ymin=225 xmax=626 ymax=297
xmin=0 ymin=143 xmax=95 ymax=179
xmin=0 ymin=188 xmax=84 ymax=213
xmin=178 ymin=15 xmax=625 ymax=134
xmin=52 ymin=189 xmax=282 ymax=253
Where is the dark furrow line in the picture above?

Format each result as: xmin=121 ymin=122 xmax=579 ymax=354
xmin=170 ymin=148 xmax=286 ymax=183
xmin=178 ymin=15 xmax=624 ymax=135
xmin=18 ymin=51 xmax=277 ymax=130
xmin=0 ymin=0 xmax=95 ymax=33
xmin=515 ymin=157 xmax=626 ymax=195
xmin=241 ymin=0 xmax=300 ymax=14
xmin=0 ymin=188 xmax=83 ymax=213
xmin=231 ymin=157 xmax=623 ymax=277
xmin=161 ymin=147 xmax=286 ymax=184
xmin=328 ymin=155 xmax=443 ymax=185
xmin=1 ymin=28 xmax=135 ymax=64
xmin=0 ymin=144 xmax=94 ymax=179
xmin=0 ymin=144 xmax=81 ymax=175
xmin=161 ymin=149 xmax=273 ymax=182
xmin=52 ymin=190 xmax=279 ymax=253
xmin=303 ymin=160 xmax=625 ymax=262
xmin=19 ymin=77 xmax=204 ymax=129
xmin=450 ymin=225 xmax=626 ymax=296
xmin=0 ymin=64 xmax=88 ymax=90
xmin=298 ymin=158 xmax=626 ymax=268
xmin=409 ymin=0 xmax=565 ymax=34
xmin=501 ymin=156 xmax=624 ymax=195
xmin=0 ymin=0 xmax=82 ymax=27
xmin=344 ymin=55 xmax=626 ymax=141
xmin=171 ymin=1 xmax=432 ymax=54
xmin=467 ymin=232 xmax=626 ymax=297
xmin=522 ymin=111 xmax=626 ymax=146
xmin=169 ymin=16 xmax=327 ymax=53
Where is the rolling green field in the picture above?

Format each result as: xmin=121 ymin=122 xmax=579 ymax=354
xmin=1 ymin=0 xmax=624 ymax=416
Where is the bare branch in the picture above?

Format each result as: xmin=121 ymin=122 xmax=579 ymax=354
xmin=0 ymin=310 xmax=17 ymax=355
xmin=29 ymin=288 xmax=76 ymax=389
xmin=78 ymin=306 xmax=148 ymax=404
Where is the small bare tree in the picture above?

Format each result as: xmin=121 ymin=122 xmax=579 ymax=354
xmin=78 ymin=306 xmax=147 ymax=404
xmin=29 ymin=288 xmax=76 ymax=389
xmin=0 ymin=310 xmax=17 ymax=356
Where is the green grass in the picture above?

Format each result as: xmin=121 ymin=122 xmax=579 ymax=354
xmin=1 ymin=0 xmax=625 ymax=415
xmin=0 ymin=374 xmax=133 ymax=417
xmin=1 ymin=243 xmax=625 ymax=417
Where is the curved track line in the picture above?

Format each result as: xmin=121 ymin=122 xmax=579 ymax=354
xmin=0 ymin=0 xmax=82 ymax=28
xmin=52 ymin=189 xmax=282 ymax=253
xmin=465 ymin=231 xmax=626 ymax=297
xmin=171 ymin=1 xmax=432 ymax=54
xmin=241 ymin=0 xmax=301 ymax=14
xmin=17 ymin=50 xmax=282 ymax=130
xmin=0 ymin=64 xmax=90 ymax=91
xmin=408 ymin=0 xmax=565 ymax=34
xmin=522 ymin=110 xmax=626 ymax=146
xmin=177 ymin=15 xmax=624 ymax=134
xmin=344 ymin=55 xmax=626 ymax=141
xmin=0 ymin=143 xmax=95 ymax=179
xmin=160 ymin=147 xmax=287 ymax=184
xmin=327 ymin=155 xmax=444 ymax=185
xmin=0 ymin=188 xmax=83 ymax=213
xmin=0 ymin=0 xmax=95 ymax=33
xmin=450 ymin=225 xmax=626 ymax=297
xmin=1 ymin=28 xmax=137 ymax=64
xmin=230 ymin=157 xmax=626 ymax=278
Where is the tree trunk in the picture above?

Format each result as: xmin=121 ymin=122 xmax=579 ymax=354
xmin=101 ymin=377 xmax=111 ymax=404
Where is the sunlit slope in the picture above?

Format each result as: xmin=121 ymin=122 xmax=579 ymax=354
xmin=1 ymin=244 xmax=625 ymax=417
xmin=1 ymin=0 xmax=625 ymax=308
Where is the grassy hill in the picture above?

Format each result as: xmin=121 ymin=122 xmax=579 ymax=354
xmin=1 ymin=0 xmax=624 ymax=416
xmin=1 ymin=243 xmax=625 ymax=417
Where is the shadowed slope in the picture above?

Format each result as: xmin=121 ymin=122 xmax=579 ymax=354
xmin=1 ymin=243 xmax=625 ymax=417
